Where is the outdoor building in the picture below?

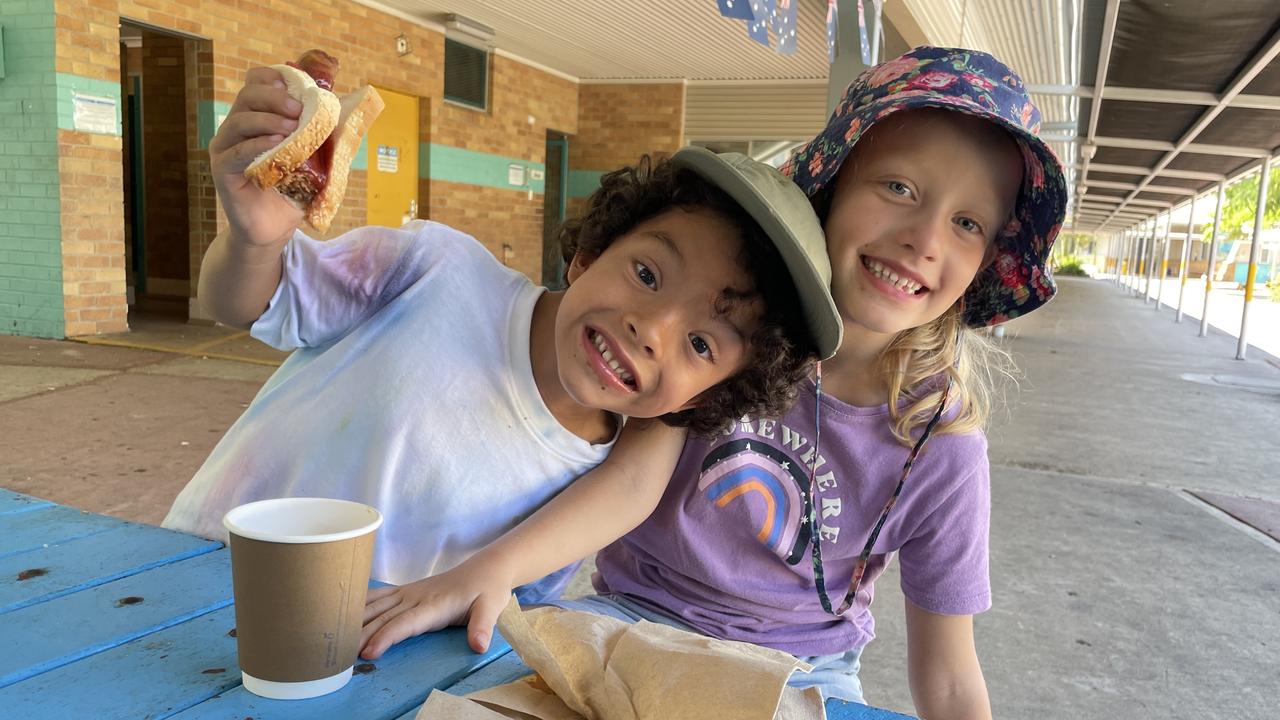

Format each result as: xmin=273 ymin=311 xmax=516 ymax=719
xmin=1 ymin=2 xmax=1278 ymax=719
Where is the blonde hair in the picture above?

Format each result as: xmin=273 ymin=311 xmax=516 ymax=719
xmin=879 ymin=303 xmax=1016 ymax=445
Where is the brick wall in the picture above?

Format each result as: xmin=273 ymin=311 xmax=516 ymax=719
xmin=55 ymin=0 xmax=129 ymax=336
xmin=565 ymin=82 xmax=686 ymax=226
xmin=13 ymin=0 xmax=690 ymax=337
xmin=429 ymin=181 xmax=545 ymax=280
xmin=186 ymin=39 xmax=218 ymax=295
xmin=0 ymin=3 xmax=64 ymax=337
xmin=571 ymin=82 xmax=685 ymax=173
xmin=112 ymin=0 xmax=581 ymax=286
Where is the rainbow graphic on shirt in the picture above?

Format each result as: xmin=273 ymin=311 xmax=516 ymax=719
xmin=698 ymin=439 xmax=813 ymax=565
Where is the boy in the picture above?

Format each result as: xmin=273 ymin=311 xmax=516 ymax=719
xmin=162 ymin=66 xmax=842 ymax=602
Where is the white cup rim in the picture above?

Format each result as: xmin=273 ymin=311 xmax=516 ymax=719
xmin=223 ymin=497 xmax=383 ymax=544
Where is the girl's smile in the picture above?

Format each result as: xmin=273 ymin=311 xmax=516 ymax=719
xmin=859 ymin=255 xmax=929 ymax=299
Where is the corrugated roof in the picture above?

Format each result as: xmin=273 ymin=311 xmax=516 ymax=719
xmin=1069 ymin=0 xmax=1280 ymax=233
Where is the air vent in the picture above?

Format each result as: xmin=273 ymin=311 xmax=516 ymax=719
xmin=444 ymin=38 xmax=489 ymax=111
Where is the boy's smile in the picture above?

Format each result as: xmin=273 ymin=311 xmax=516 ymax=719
xmin=531 ymin=208 xmax=764 ymax=441
xmin=823 ymin=109 xmax=1023 ymax=347
xmin=584 ymin=327 xmax=638 ymax=391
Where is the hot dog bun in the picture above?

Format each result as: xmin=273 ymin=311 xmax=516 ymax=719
xmin=243 ymin=56 xmax=384 ymax=234
xmin=243 ymin=64 xmax=340 ymax=191
xmin=304 ymin=85 xmax=385 ymax=233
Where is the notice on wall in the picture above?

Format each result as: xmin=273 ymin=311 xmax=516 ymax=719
xmin=508 ymin=163 xmax=526 ymax=187
xmin=377 ymin=145 xmax=399 ymax=173
xmin=72 ymin=92 xmax=117 ymax=135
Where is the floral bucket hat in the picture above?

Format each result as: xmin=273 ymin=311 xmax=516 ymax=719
xmin=782 ymin=45 xmax=1068 ymax=327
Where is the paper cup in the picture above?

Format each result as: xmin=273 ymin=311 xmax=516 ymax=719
xmin=223 ymin=497 xmax=382 ymax=700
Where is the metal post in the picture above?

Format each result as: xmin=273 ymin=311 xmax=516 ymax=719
xmin=1117 ymin=231 xmax=1128 ymax=286
xmin=1135 ymin=224 xmax=1145 ymax=295
xmin=1121 ymin=228 xmax=1131 ymax=286
xmin=1156 ymin=213 xmax=1171 ymax=310
xmin=1200 ymin=182 xmax=1226 ymax=338
xmin=1128 ymin=227 xmax=1140 ymax=294
xmin=1175 ymin=194 xmax=1197 ymax=322
xmin=1131 ymin=225 xmax=1141 ymax=289
xmin=1237 ymin=155 xmax=1272 ymax=360
xmin=1152 ymin=215 xmax=1162 ymax=299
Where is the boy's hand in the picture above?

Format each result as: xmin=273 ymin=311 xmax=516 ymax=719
xmin=209 ymin=67 xmax=305 ymax=248
xmin=359 ymin=561 xmax=517 ymax=660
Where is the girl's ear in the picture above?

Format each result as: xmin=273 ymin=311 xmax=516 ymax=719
xmin=565 ymin=252 xmax=595 ymax=285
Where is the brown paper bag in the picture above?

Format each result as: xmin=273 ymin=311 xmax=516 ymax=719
xmin=417 ymin=597 xmax=824 ymax=720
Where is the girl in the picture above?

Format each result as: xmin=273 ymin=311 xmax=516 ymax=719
xmin=360 ymin=46 xmax=1065 ymax=720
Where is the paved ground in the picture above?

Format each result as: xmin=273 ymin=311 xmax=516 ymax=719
xmin=2 ymin=276 xmax=1278 ymax=718
xmin=859 ymin=277 xmax=1280 ymax=718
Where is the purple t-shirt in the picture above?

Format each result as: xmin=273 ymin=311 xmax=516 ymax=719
xmin=593 ymin=379 xmax=991 ymax=656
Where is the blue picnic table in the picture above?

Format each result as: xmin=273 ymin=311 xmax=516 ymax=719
xmin=0 ymin=488 xmax=912 ymax=719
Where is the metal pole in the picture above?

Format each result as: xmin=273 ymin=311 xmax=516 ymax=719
xmin=1200 ymin=182 xmax=1226 ymax=338
xmin=1128 ymin=227 xmax=1140 ymax=294
xmin=1152 ymin=217 xmax=1162 ymax=301
xmin=1156 ymin=213 xmax=1171 ymax=310
xmin=1111 ymin=230 xmax=1121 ymax=284
xmin=1236 ymin=154 xmax=1272 ymax=361
xmin=1121 ymin=229 xmax=1131 ymax=285
xmin=1124 ymin=228 xmax=1135 ymax=292
xmin=1175 ymin=194 xmax=1197 ymax=322
xmin=1131 ymin=226 xmax=1142 ymax=293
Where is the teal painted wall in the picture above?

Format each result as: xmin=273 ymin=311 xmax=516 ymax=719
xmin=568 ymin=170 xmax=605 ymax=199
xmin=197 ymin=99 xmax=231 ymax=150
xmin=424 ymin=143 xmax=546 ymax=193
xmin=54 ymin=72 xmax=121 ymax=134
xmin=0 ymin=2 xmax=64 ymax=338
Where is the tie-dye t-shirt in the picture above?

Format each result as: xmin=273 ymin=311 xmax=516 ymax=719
xmin=593 ymin=379 xmax=990 ymax=656
xmin=164 ymin=221 xmax=613 ymax=600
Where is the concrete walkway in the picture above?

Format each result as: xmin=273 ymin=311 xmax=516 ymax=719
xmin=2 ymin=277 xmax=1278 ymax=718
xmin=860 ymin=277 xmax=1280 ymax=719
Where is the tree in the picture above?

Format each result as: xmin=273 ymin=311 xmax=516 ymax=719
xmin=1201 ymin=165 xmax=1280 ymax=240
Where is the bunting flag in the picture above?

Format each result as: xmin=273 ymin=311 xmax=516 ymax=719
xmin=747 ymin=0 xmax=773 ymax=46
xmin=771 ymin=0 xmax=798 ymax=55
xmin=827 ymin=0 xmax=838 ymax=63
xmin=857 ymin=0 xmax=871 ymax=64
xmin=717 ymin=0 xmax=765 ymax=21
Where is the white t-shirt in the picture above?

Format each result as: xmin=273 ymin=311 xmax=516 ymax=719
xmin=163 ymin=221 xmax=615 ymax=599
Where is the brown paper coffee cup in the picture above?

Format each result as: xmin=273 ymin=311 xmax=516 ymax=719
xmin=224 ymin=497 xmax=382 ymax=700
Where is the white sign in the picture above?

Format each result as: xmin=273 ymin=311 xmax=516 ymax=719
xmin=72 ymin=92 xmax=117 ymax=135
xmin=377 ymin=145 xmax=399 ymax=173
xmin=508 ymin=163 xmax=526 ymax=187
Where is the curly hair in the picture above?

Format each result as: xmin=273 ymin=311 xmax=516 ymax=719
xmin=558 ymin=154 xmax=817 ymax=436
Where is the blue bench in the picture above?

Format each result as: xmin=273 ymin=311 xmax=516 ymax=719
xmin=0 ymin=488 xmax=910 ymax=719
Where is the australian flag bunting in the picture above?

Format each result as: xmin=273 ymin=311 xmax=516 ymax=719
xmin=717 ymin=0 xmax=764 ymax=20
xmin=771 ymin=0 xmax=797 ymax=55
xmin=827 ymin=0 xmax=838 ymax=63
xmin=746 ymin=0 xmax=772 ymax=46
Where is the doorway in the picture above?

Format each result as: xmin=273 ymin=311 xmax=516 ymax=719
xmin=119 ymin=21 xmax=199 ymax=320
xmin=365 ymin=86 xmax=420 ymax=228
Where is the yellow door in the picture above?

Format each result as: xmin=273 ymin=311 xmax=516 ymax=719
xmin=365 ymin=86 xmax=420 ymax=227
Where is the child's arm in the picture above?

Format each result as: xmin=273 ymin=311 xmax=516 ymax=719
xmin=359 ymin=419 xmax=688 ymax=659
xmin=904 ymin=600 xmax=993 ymax=720
xmin=199 ymin=67 xmax=306 ymax=329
